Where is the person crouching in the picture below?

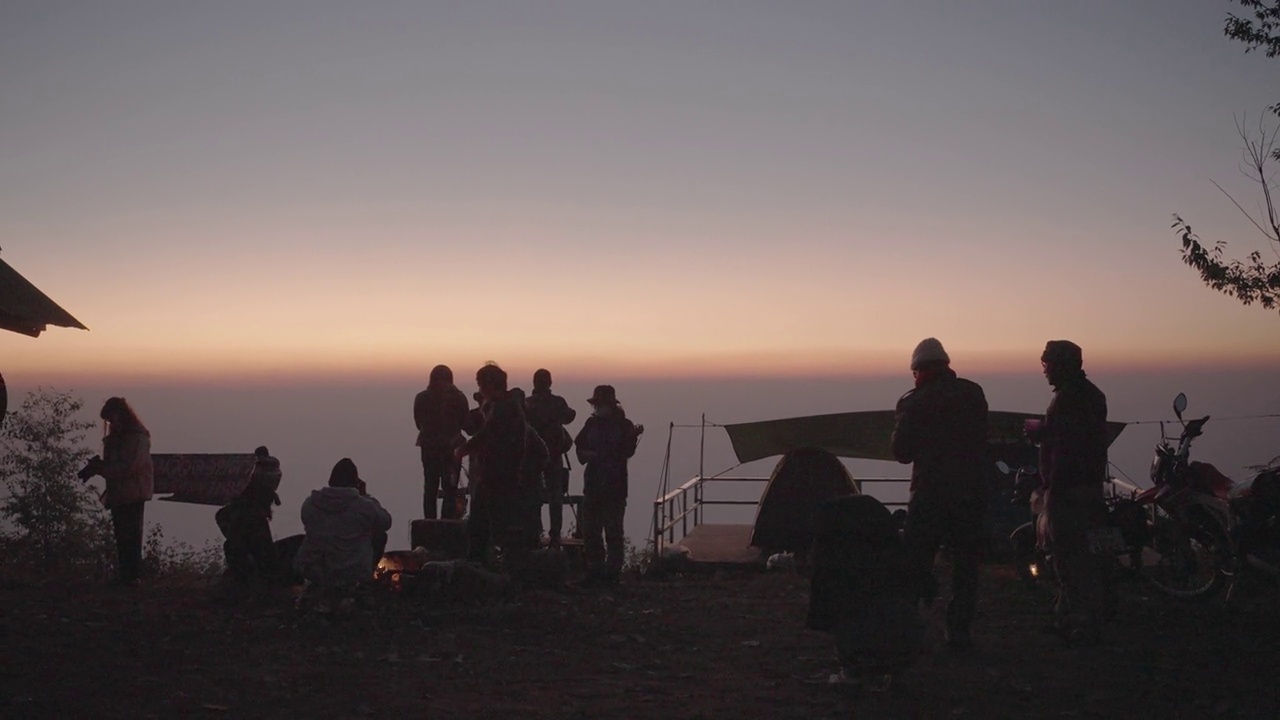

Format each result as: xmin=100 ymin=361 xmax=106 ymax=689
xmin=808 ymin=495 xmax=923 ymax=689
xmin=215 ymin=446 xmax=282 ymax=594
xmin=294 ymin=458 xmax=392 ymax=614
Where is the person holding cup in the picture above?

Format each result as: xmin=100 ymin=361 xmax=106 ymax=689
xmin=1032 ymin=340 xmax=1111 ymax=645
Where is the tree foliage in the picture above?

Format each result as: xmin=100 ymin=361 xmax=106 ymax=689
xmin=0 ymin=390 xmax=115 ymax=575
xmin=1226 ymin=1 xmax=1280 ymax=61
xmin=1173 ymin=2 xmax=1280 ymax=314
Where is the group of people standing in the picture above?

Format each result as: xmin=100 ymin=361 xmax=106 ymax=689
xmin=415 ymin=363 xmax=643 ymax=587
xmin=888 ymin=337 xmax=1109 ymax=657
xmin=812 ymin=336 xmax=1111 ymax=686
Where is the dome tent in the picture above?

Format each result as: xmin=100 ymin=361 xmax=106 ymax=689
xmin=750 ymin=447 xmax=859 ymax=554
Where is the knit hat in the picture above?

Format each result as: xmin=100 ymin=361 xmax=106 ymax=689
xmin=329 ymin=458 xmax=360 ymax=488
xmin=910 ymin=338 xmax=951 ymax=371
xmin=1041 ymin=340 xmax=1083 ymax=370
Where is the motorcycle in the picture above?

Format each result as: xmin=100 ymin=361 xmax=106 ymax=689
xmin=1134 ymin=393 xmax=1239 ymax=599
xmin=1226 ymin=458 xmax=1280 ymax=600
xmin=1001 ymin=461 xmax=1148 ymax=590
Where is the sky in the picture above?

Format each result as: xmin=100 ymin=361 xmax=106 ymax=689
xmin=1 ymin=0 xmax=1278 ymax=381
xmin=2 ymin=2 xmax=1279 ymax=548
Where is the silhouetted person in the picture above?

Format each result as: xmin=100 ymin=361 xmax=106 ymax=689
xmin=79 ymin=397 xmax=154 ymax=587
xmin=575 ymin=385 xmax=642 ymax=587
xmin=808 ymin=495 xmax=922 ymax=687
xmin=1031 ymin=340 xmax=1110 ymax=644
xmin=892 ymin=338 xmax=988 ymax=649
xmin=295 ymin=458 xmax=392 ymax=611
xmin=457 ymin=363 xmax=528 ymax=565
xmin=525 ymin=368 xmax=577 ymax=546
xmin=414 ymin=364 xmax=470 ymax=520
xmin=215 ymin=446 xmax=282 ymax=590
xmin=510 ymin=387 xmax=551 ymax=550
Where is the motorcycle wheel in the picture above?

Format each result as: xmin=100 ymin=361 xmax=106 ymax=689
xmin=1139 ymin=510 xmax=1227 ymax=599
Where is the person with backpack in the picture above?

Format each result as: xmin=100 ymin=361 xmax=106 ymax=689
xmin=574 ymin=385 xmax=643 ymax=587
xmin=524 ymin=369 xmax=577 ymax=547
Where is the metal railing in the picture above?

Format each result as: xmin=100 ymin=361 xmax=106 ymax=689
xmin=651 ymin=476 xmax=911 ymax=553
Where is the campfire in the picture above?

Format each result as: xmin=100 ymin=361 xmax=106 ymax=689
xmin=374 ymin=550 xmax=425 ymax=591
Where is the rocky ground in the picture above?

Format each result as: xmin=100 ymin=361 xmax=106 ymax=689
xmin=2 ymin=562 xmax=1278 ymax=719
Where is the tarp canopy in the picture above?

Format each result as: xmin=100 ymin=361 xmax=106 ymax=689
xmin=724 ymin=410 xmax=1127 ymax=464
xmin=0 ymin=257 xmax=88 ymax=337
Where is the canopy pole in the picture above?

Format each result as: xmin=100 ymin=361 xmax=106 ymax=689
xmin=699 ymin=413 xmax=706 ymax=479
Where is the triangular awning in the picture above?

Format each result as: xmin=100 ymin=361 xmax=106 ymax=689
xmin=0 ymin=258 xmax=88 ymax=337
xmin=723 ymin=410 xmax=1126 ymax=464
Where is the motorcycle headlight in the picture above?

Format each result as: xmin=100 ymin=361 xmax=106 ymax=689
xmin=1149 ymin=453 xmax=1162 ymax=482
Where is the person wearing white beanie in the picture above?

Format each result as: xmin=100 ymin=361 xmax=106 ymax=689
xmin=891 ymin=338 xmax=989 ymax=649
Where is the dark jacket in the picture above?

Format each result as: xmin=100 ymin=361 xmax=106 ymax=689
xmin=522 ymin=424 xmax=550 ymax=491
xmin=891 ymin=369 xmax=989 ymax=500
xmin=1039 ymin=372 xmax=1108 ymax=489
xmin=462 ymin=391 xmax=526 ymax=497
xmin=525 ymin=389 xmax=577 ymax=463
xmin=414 ymin=384 xmax=470 ymax=454
xmin=575 ymin=410 xmax=639 ymax=499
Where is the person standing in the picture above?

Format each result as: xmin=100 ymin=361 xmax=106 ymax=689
xmin=414 ymin=365 xmax=470 ymax=520
xmin=524 ymin=368 xmax=577 ymax=547
xmin=1033 ymin=340 xmax=1110 ymax=644
xmin=891 ymin=339 xmax=989 ymax=649
xmin=456 ymin=363 xmax=528 ymax=564
xmin=574 ymin=385 xmax=642 ymax=587
xmin=80 ymin=397 xmax=154 ymax=587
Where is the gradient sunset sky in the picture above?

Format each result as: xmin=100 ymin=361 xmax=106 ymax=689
xmin=2 ymin=1 xmax=1278 ymax=382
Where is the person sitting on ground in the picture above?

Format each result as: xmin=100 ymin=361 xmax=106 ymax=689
xmin=215 ymin=446 xmax=283 ymax=591
xmin=294 ymin=458 xmax=392 ymax=612
xmin=808 ymin=494 xmax=923 ymax=688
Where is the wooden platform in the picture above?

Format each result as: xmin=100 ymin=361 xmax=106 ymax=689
xmin=676 ymin=524 xmax=764 ymax=567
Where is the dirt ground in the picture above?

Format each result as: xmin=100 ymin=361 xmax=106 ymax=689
xmin=2 ymin=562 xmax=1278 ymax=720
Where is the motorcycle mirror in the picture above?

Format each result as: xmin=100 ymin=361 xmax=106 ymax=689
xmin=1173 ymin=392 xmax=1188 ymax=419
xmin=996 ymin=461 xmax=1011 ymax=475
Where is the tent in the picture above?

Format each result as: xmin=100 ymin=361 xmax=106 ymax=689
xmin=749 ymin=447 xmax=860 ymax=553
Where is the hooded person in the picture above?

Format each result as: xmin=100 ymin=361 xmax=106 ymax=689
xmin=574 ymin=385 xmax=643 ymax=587
xmin=216 ymin=446 xmax=284 ymax=588
xmin=294 ymin=458 xmax=392 ymax=596
xmin=891 ymin=338 xmax=989 ymax=649
xmin=1033 ymin=340 xmax=1111 ymax=644
xmin=414 ymin=364 xmax=470 ymax=520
